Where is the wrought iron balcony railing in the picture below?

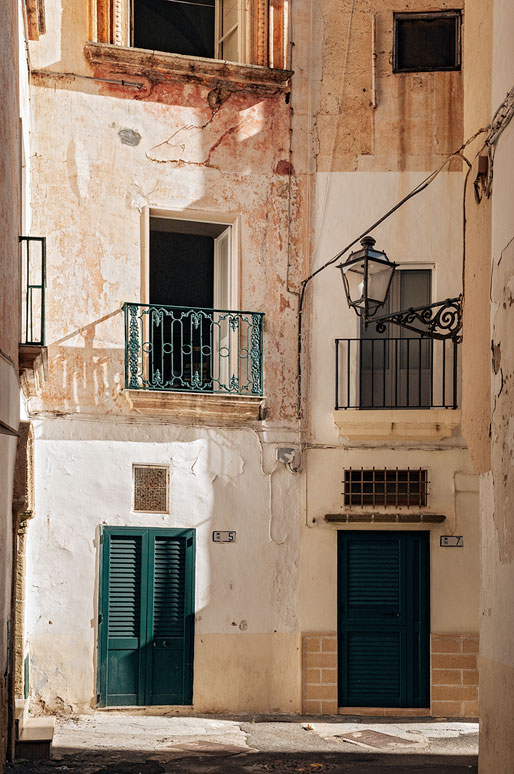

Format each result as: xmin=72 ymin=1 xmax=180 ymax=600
xmin=20 ymin=236 xmax=46 ymax=346
xmin=335 ymin=336 xmax=459 ymax=410
xmin=123 ymin=303 xmax=264 ymax=396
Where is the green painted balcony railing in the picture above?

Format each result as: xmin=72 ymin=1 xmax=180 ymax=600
xmin=123 ymin=303 xmax=264 ymax=396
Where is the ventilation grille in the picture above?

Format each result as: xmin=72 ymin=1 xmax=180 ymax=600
xmin=343 ymin=468 xmax=428 ymax=508
xmin=133 ymin=465 xmax=169 ymax=513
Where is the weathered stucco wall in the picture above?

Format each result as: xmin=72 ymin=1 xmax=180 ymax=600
xmin=479 ymin=0 xmax=514 ymax=758
xmin=461 ymin=0 xmax=493 ymax=476
xmin=460 ymin=0 xmax=514 ymax=769
xmin=26 ymin=418 xmax=301 ymax=713
xmin=0 ymin=0 xmax=26 ymax=762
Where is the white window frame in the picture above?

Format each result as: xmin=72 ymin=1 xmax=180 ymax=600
xmin=141 ymin=207 xmax=241 ymax=310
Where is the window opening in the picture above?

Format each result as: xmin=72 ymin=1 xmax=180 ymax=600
xmin=133 ymin=465 xmax=169 ymax=513
xmin=147 ymin=216 xmax=233 ymax=392
xmin=359 ymin=269 xmax=432 ymax=408
xmin=393 ymin=11 xmax=461 ymax=73
xmin=343 ymin=468 xmax=429 ymax=508
xmin=132 ymin=0 xmax=245 ymax=61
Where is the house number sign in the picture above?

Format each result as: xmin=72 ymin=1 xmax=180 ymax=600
xmin=440 ymin=535 xmax=464 ymax=547
xmin=212 ymin=531 xmax=237 ymax=543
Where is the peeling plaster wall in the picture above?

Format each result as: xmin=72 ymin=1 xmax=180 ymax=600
xmin=478 ymin=0 xmax=514 ymax=761
xmin=24 ymin=0 xmax=310 ymax=715
xmin=25 ymin=418 xmax=301 ymax=712
xmin=0 ymin=0 xmax=28 ymax=762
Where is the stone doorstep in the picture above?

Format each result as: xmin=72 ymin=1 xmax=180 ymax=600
xmin=15 ymin=716 xmax=56 ymax=761
xmin=14 ymin=698 xmax=29 ymax=738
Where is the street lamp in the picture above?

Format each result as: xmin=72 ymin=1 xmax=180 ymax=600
xmin=338 ymin=236 xmax=463 ymax=342
xmin=337 ymin=236 xmax=397 ymax=319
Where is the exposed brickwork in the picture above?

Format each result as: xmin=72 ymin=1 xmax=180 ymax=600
xmin=431 ymin=634 xmax=479 ymax=717
xmin=302 ymin=634 xmax=338 ymax=715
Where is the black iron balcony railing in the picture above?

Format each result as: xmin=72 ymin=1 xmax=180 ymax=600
xmin=335 ymin=337 xmax=459 ymax=410
xmin=20 ymin=236 xmax=46 ymax=346
xmin=123 ymin=303 xmax=264 ymax=396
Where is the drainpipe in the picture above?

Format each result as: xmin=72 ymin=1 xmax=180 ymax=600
xmin=371 ymin=14 xmax=377 ymax=109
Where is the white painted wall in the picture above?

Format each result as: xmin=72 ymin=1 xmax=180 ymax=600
xmin=25 ymin=417 xmax=301 ymax=711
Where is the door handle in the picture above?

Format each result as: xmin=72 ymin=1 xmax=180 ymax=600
xmin=384 ymin=612 xmax=400 ymax=617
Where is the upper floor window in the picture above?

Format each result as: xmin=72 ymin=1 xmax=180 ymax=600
xmin=91 ymin=0 xmax=287 ymax=69
xmin=133 ymin=0 xmax=245 ymax=62
xmin=393 ymin=11 xmax=461 ymax=73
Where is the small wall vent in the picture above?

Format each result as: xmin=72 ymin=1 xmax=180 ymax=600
xmin=133 ymin=465 xmax=169 ymax=513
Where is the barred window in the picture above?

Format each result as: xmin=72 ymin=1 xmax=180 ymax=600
xmin=133 ymin=465 xmax=169 ymax=513
xmin=343 ymin=468 xmax=428 ymax=508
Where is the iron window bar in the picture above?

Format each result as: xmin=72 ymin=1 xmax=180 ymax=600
xmin=335 ymin=337 xmax=459 ymax=410
xmin=342 ymin=468 xmax=429 ymax=509
xmin=19 ymin=236 xmax=46 ymax=346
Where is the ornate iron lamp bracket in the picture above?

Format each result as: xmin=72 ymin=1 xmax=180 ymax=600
xmin=367 ymin=295 xmax=463 ymax=342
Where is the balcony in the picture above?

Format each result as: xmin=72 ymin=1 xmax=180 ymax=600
xmin=123 ymin=303 xmax=265 ymax=421
xmin=333 ymin=337 xmax=461 ymax=441
xmin=19 ymin=237 xmax=47 ymax=384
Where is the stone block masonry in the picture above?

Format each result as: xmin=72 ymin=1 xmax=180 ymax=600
xmin=303 ymin=632 xmax=479 ymax=717
xmin=431 ymin=634 xmax=479 ymax=718
xmin=302 ymin=634 xmax=338 ymax=715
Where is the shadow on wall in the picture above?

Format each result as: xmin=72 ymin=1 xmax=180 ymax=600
xmin=35 ymin=309 xmax=127 ymax=414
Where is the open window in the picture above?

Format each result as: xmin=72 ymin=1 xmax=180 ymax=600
xmin=359 ymin=269 xmax=433 ymax=408
xmin=144 ymin=215 xmax=239 ymax=392
xmin=91 ymin=0 xmax=287 ymax=68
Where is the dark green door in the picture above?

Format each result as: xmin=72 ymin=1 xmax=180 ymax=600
xmin=338 ymin=531 xmax=429 ymax=708
xmin=97 ymin=527 xmax=195 ymax=707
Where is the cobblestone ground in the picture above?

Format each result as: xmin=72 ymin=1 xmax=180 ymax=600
xmin=5 ymin=715 xmax=478 ymax=774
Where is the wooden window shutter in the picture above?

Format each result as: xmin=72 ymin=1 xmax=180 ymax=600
xmin=250 ymin=0 xmax=287 ymax=69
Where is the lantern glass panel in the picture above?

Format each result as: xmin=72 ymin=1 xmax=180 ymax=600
xmin=342 ymin=261 xmax=366 ymax=306
xmin=368 ymin=262 xmax=395 ymax=306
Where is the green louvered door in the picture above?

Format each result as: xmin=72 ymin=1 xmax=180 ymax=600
xmin=338 ymin=531 xmax=429 ymax=708
xmin=98 ymin=528 xmax=195 ymax=707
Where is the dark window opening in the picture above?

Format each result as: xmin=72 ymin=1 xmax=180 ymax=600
xmin=133 ymin=0 xmax=216 ymax=58
xmin=393 ymin=11 xmax=461 ymax=73
xmin=343 ymin=469 xmax=429 ymax=508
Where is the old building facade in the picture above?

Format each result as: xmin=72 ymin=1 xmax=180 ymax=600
xmin=10 ymin=0 xmax=487 ymax=734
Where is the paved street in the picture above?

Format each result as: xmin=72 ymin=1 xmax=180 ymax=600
xmin=6 ymin=714 xmax=478 ymax=774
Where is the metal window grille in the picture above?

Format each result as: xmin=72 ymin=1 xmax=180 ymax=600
xmin=133 ymin=465 xmax=169 ymax=513
xmin=343 ymin=468 xmax=428 ymax=508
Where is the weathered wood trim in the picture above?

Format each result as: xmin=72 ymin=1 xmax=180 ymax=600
xmin=325 ymin=513 xmax=446 ymax=524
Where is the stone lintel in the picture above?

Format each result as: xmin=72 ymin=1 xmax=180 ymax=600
xmin=325 ymin=513 xmax=446 ymax=524
xmin=333 ymin=409 xmax=461 ymax=441
xmin=84 ymin=43 xmax=293 ymax=93
xmin=125 ymin=389 xmax=264 ymax=422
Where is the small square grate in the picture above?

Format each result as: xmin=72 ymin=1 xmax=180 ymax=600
xmin=343 ymin=468 xmax=428 ymax=508
xmin=133 ymin=465 xmax=169 ymax=513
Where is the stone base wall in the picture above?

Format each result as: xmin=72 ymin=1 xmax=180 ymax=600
xmin=431 ymin=633 xmax=479 ymax=717
xmin=302 ymin=633 xmax=338 ymax=715
xmin=302 ymin=632 xmax=479 ymax=717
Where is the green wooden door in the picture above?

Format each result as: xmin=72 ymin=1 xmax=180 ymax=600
xmin=98 ymin=527 xmax=195 ymax=707
xmin=338 ymin=531 xmax=429 ymax=708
